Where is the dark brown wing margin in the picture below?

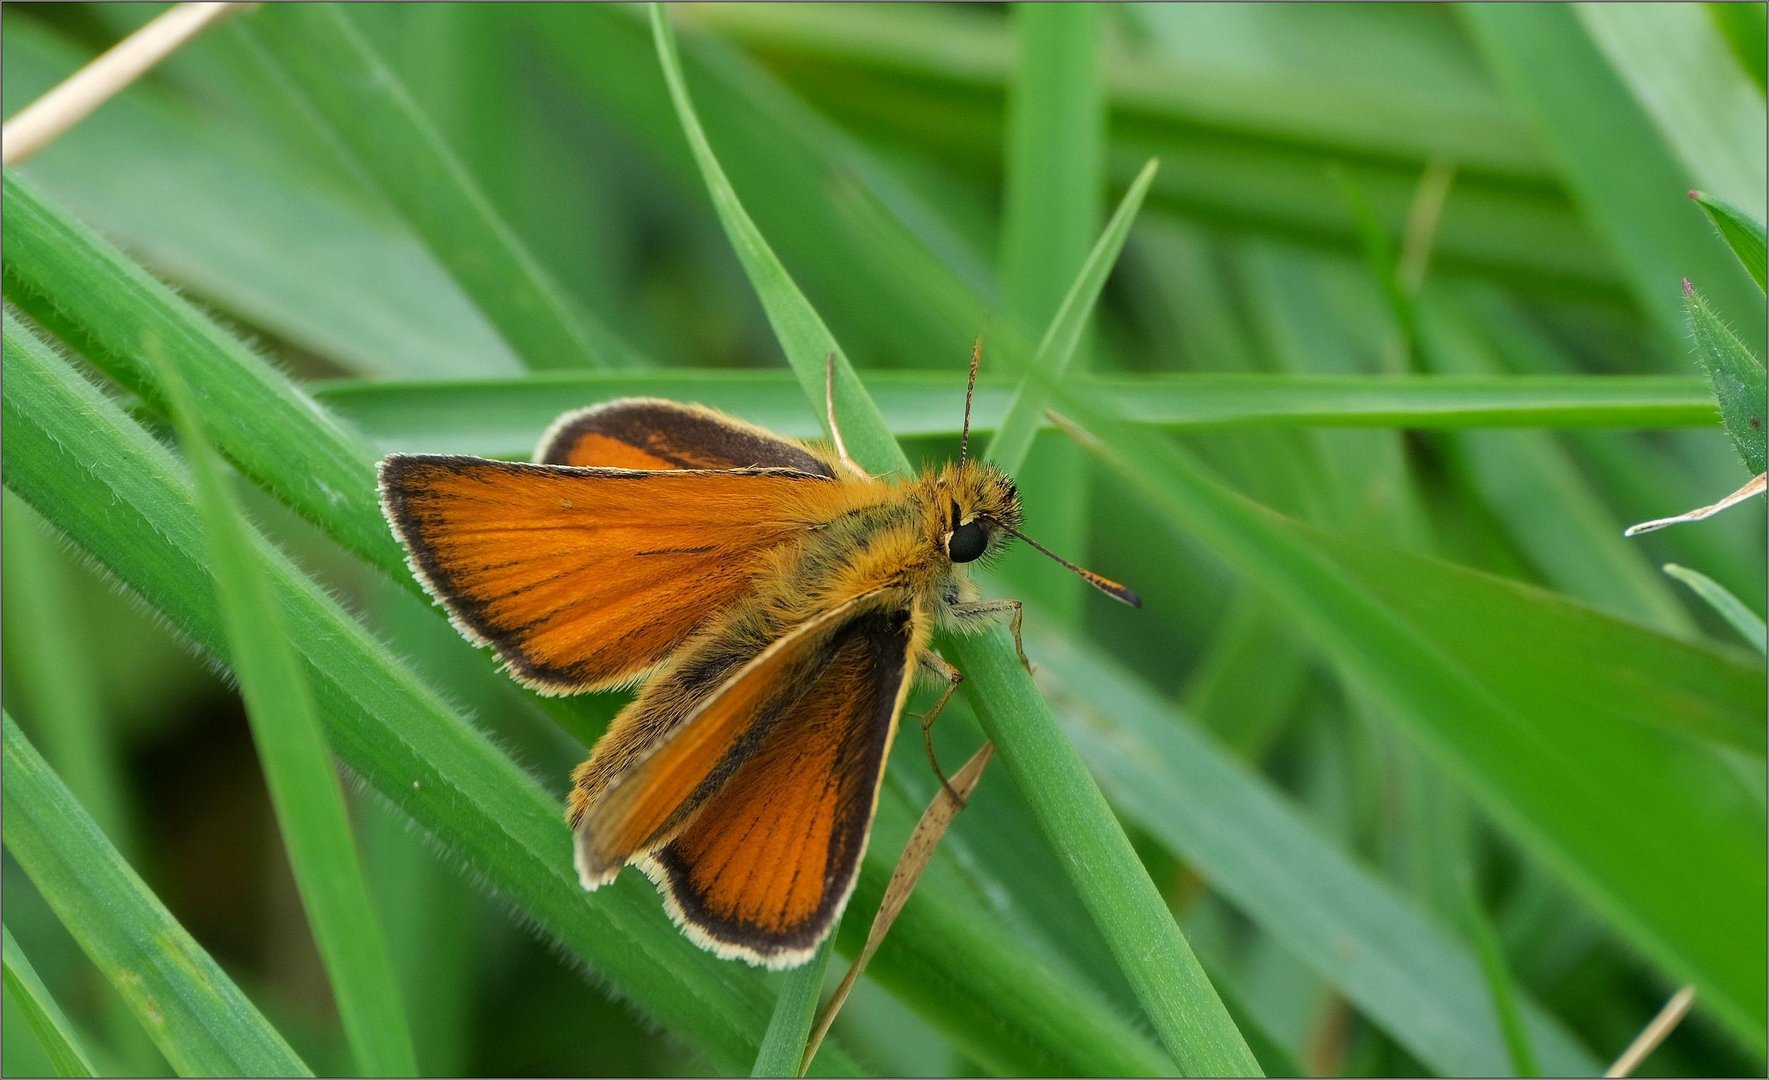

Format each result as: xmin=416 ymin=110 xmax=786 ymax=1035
xmin=537 ymin=398 xmax=836 ymax=476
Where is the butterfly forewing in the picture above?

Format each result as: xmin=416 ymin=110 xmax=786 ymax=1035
xmin=378 ymin=455 xmax=846 ymax=693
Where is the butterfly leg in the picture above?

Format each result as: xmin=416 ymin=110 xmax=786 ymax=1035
xmin=824 ymin=351 xmax=859 ymax=472
xmin=915 ymin=651 xmax=968 ymax=807
xmin=947 ymin=599 xmax=1030 ymax=672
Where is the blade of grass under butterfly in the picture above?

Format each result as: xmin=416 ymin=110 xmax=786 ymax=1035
xmin=985 ymin=158 xmax=1157 ymax=473
xmin=642 ymin=5 xmax=1170 ymax=1064
xmin=2 ymin=715 xmax=312 ymax=1077
xmin=1663 ymin=564 xmax=1767 ymax=654
xmin=3 ymin=925 xmax=98 ymax=1078
xmin=148 ymin=342 xmax=418 ymax=1075
xmin=1047 ymin=398 xmax=1766 ymax=1050
xmin=650 ymin=8 xmax=1256 ymax=1073
xmin=7 ymin=298 xmax=1177 ymax=1078
xmin=3 ymin=203 xmax=1176 ymax=1075
xmin=751 ymin=938 xmax=835 ymax=1078
xmin=237 ymin=3 xmax=633 ymax=372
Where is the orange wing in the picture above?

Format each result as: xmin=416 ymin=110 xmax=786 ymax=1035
xmin=574 ymin=600 xmax=917 ymax=967
xmin=538 ymin=398 xmax=836 ymax=475
xmin=378 ymin=454 xmax=861 ymax=693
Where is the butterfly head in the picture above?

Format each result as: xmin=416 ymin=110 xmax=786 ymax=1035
xmin=926 ymin=335 xmax=1140 ymax=606
xmin=930 ymin=460 xmax=1022 ymax=566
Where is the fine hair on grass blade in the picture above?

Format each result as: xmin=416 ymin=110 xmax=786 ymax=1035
xmin=802 ymin=743 xmax=994 ymax=1076
xmin=145 ymin=341 xmax=418 ymax=1075
xmin=3 ymin=925 xmax=99 ymax=1077
xmin=649 ymin=7 xmax=1256 ymax=1072
xmin=3 ymin=715 xmax=312 ymax=1077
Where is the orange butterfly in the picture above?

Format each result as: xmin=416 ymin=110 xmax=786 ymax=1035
xmin=377 ymin=349 xmax=1138 ymax=967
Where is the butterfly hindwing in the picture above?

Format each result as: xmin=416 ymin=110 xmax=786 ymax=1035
xmin=573 ymin=596 xmax=917 ymax=967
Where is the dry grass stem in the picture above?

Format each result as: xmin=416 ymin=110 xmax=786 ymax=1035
xmin=3 ymin=2 xmax=251 ymax=166
xmin=1606 ymin=985 xmax=1696 ymax=1077
xmin=1623 ymin=472 xmax=1766 ymax=536
xmin=799 ymin=741 xmax=994 ymax=1075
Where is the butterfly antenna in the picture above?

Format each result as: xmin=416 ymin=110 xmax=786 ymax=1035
xmin=998 ymin=522 xmax=1142 ymax=607
xmin=958 ymin=334 xmax=982 ymax=470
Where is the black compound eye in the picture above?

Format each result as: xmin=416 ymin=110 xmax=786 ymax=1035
xmin=947 ymin=520 xmax=988 ymax=563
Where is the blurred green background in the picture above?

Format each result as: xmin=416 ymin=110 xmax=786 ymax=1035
xmin=3 ymin=3 xmax=1764 ymax=1077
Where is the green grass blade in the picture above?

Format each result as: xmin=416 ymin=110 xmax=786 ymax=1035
xmin=651 ymin=8 xmax=1255 ymax=1071
xmin=1050 ymin=400 xmax=1767 ymax=1049
xmin=314 ymin=370 xmax=1715 ymax=458
xmin=986 ymin=158 xmax=1157 ymax=472
xmin=1000 ymin=2 xmax=1104 ymax=332
xmin=1031 ymin=626 xmax=1601 ymax=1076
xmin=1684 ymin=279 xmax=1768 ymax=474
xmin=1457 ymin=870 xmax=1542 ymax=1077
xmin=936 ymin=631 xmax=1254 ymax=1075
xmin=1 ymin=171 xmax=405 ymax=579
xmin=1664 ymin=564 xmax=1768 ymax=653
xmin=239 ymin=3 xmax=632 ymax=372
xmin=1692 ymin=190 xmax=1769 ymax=293
xmin=648 ymin=8 xmax=896 ymax=470
xmin=680 ymin=4 xmax=1620 ymax=299
xmin=149 ymin=345 xmax=418 ymax=1074
xmin=1575 ymin=4 xmax=1766 ymax=214
xmin=2 ymin=715 xmax=312 ymax=1077
xmin=751 ymin=938 xmax=833 ymax=1078
xmin=3 ymin=926 xmax=98 ymax=1078
xmin=997 ymin=1 xmax=1105 ymax=624
xmin=1 ymin=495 xmax=137 ymax=857
xmin=1707 ymin=1 xmax=1769 ymax=91
xmin=2 ymin=17 xmax=520 ymax=379
xmin=1461 ymin=3 xmax=1761 ymax=347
